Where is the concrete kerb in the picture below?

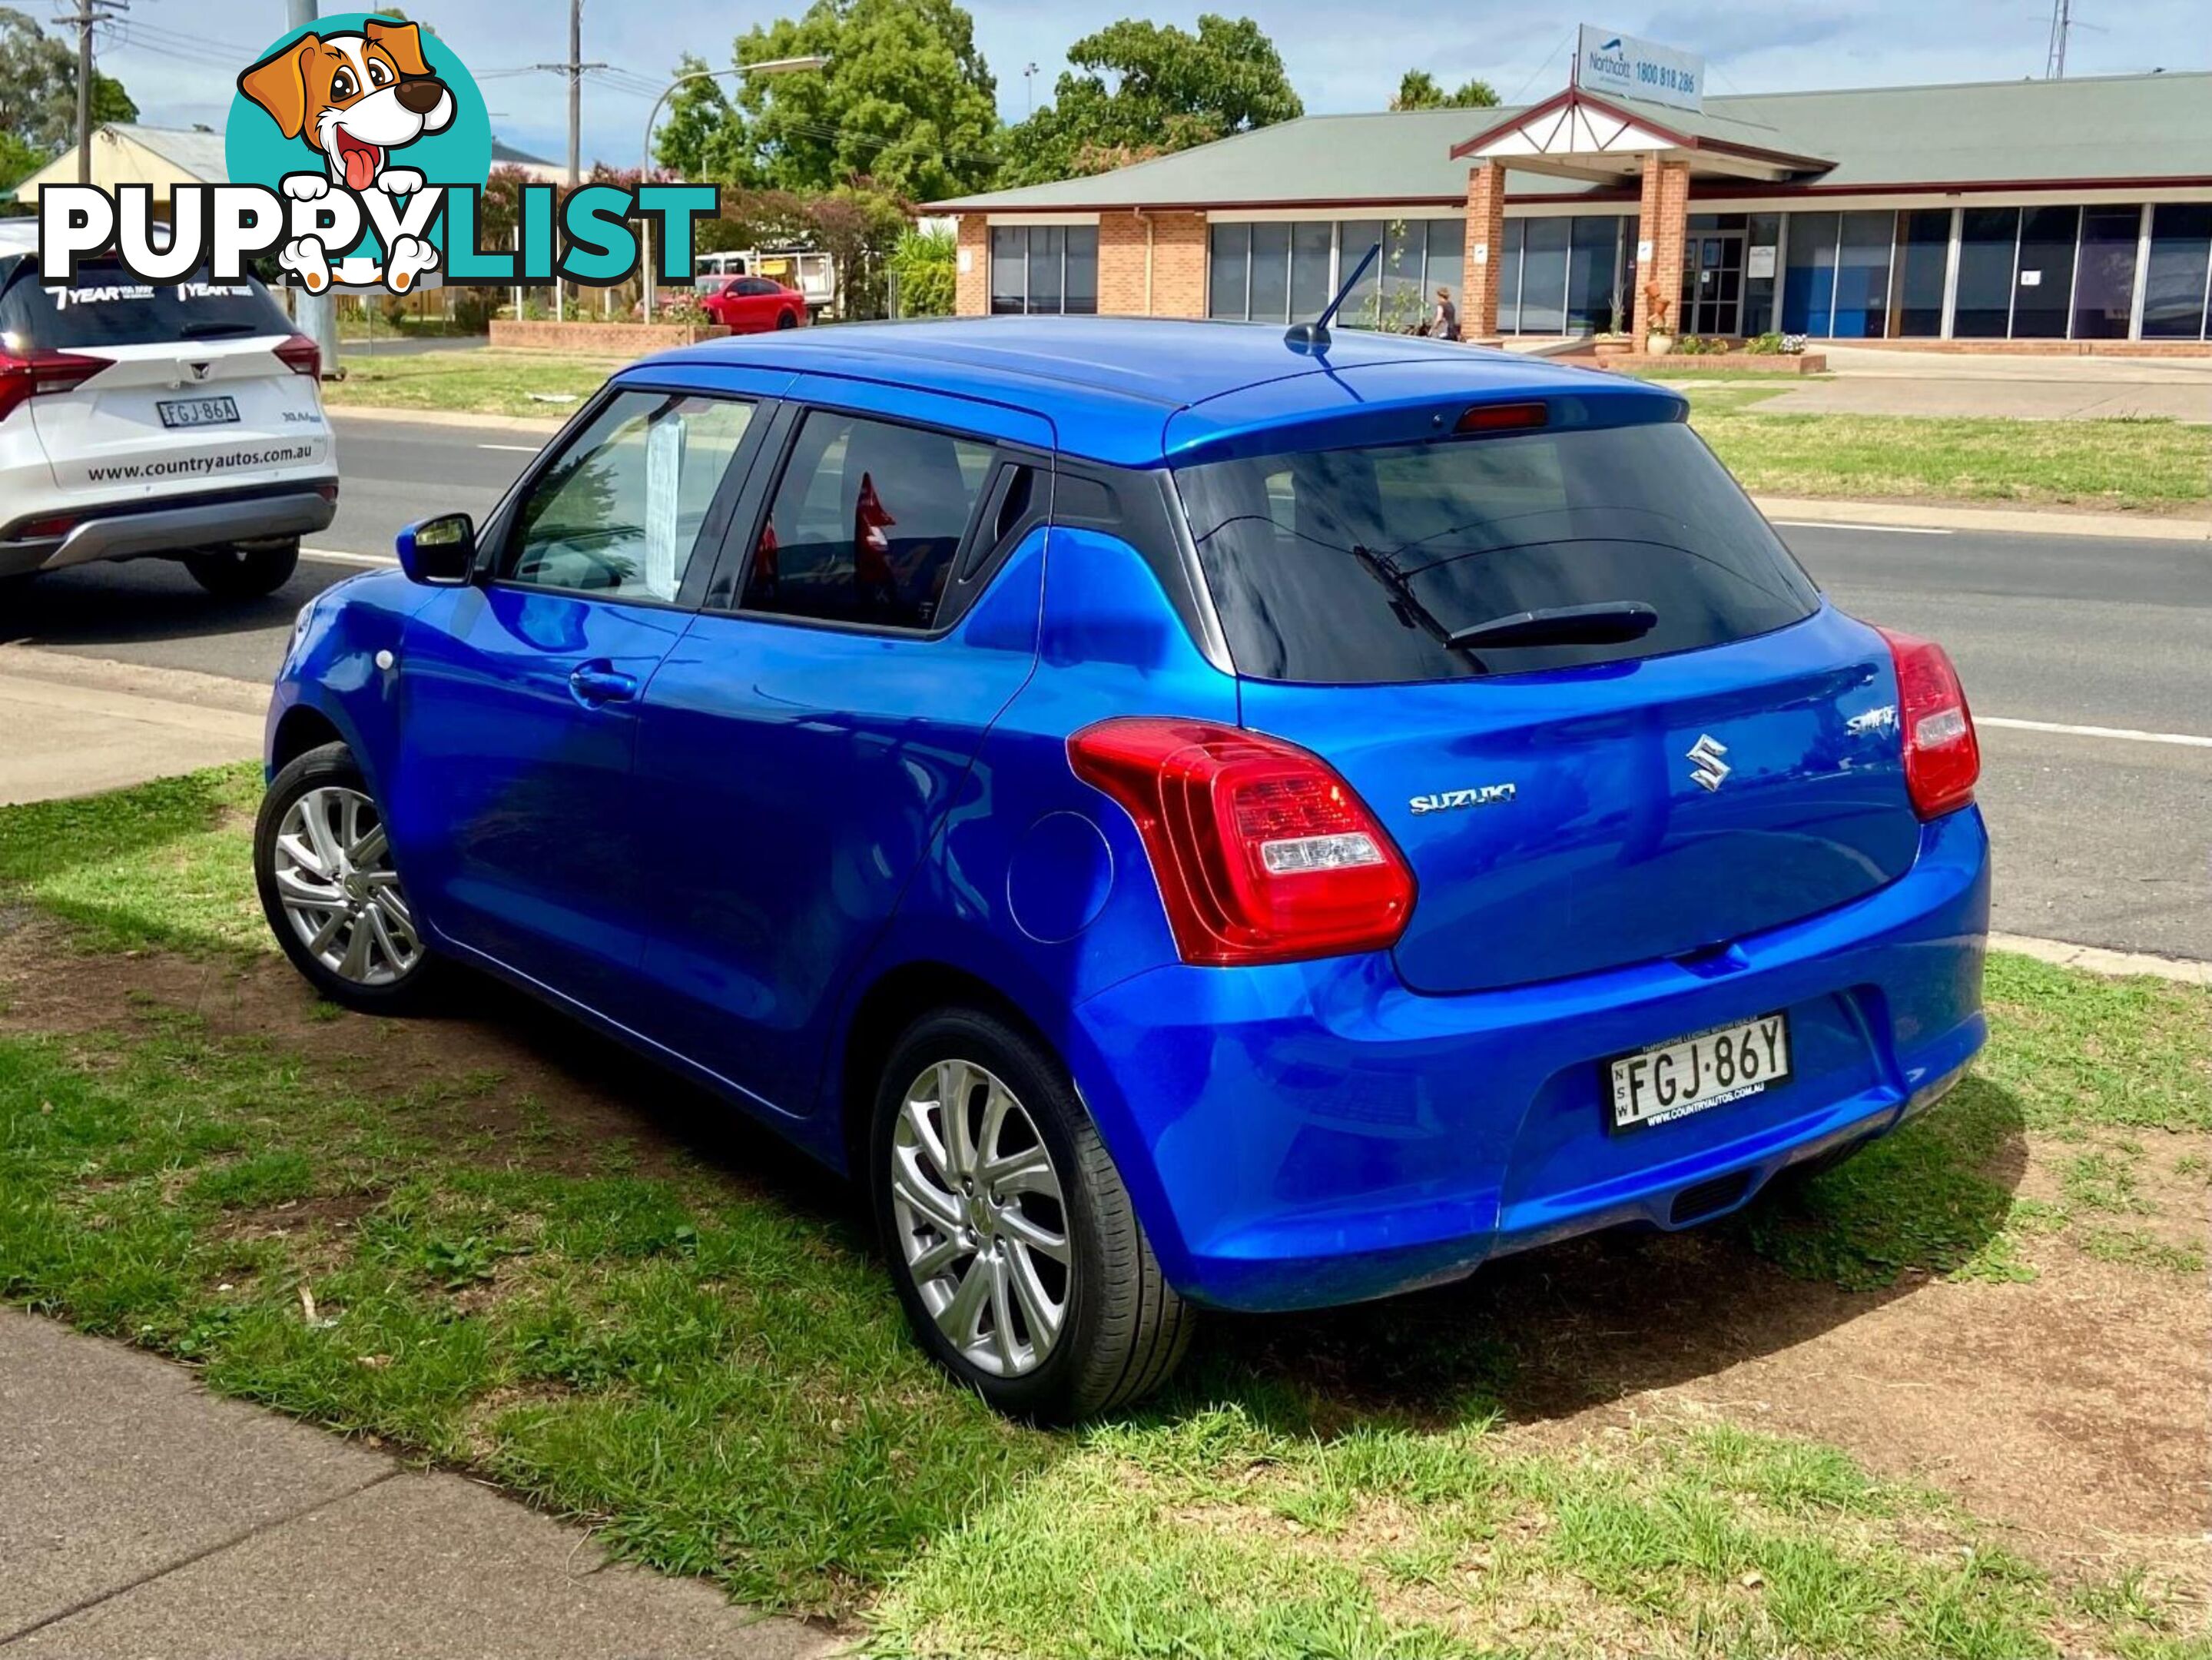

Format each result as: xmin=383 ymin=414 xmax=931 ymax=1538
xmin=1750 ymin=496 xmax=2212 ymax=542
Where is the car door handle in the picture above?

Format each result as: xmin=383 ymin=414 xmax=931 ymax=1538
xmin=569 ymin=664 xmax=638 ymax=706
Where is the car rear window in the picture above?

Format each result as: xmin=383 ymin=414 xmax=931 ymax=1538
xmin=1173 ymin=413 xmax=1821 ymax=684
xmin=0 ymin=259 xmax=293 ymax=351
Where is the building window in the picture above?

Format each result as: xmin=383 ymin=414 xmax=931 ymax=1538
xmin=1780 ymin=211 xmax=1893 ymax=337
xmin=1952 ymin=208 xmax=2020 ymax=338
xmin=1743 ymin=212 xmax=1780 ymax=336
xmin=1207 ymin=218 xmax=1464 ymax=329
xmin=1250 ymin=222 xmax=1292 ymax=323
xmin=1779 ymin=211 xmax=1839 ymax=335
xmin=2072 ymin=206 xmax=2141 ymax=340
xmin=989 ymin=224 xmax=1097 ymax=315
xmin=2144 ymin=204 xmax=2212 ymax=340
xmin=2011 ymin=206 xmax=2078 ymax=339
xmin=1208 ymin=222 xmax=1249 ymax=320
xmin=1497 ymin=219 xmax=1524 ymax=333
xmin=1338 ymin=219 xmax=1384 ymax=321
xmin=1888 ymin=210 xmax=1951 ymax=337
xmin=1516 ymin=218 xmax=1570 ymax=334
xmin=1292 ymin=221 xmax=1334 ymax=318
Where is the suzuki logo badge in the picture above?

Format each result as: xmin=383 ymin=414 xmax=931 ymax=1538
xmin=1686 ymin=734 xmax=1731 ymax=792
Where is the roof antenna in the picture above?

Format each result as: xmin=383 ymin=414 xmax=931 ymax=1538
xmin=1285 ymin=240 xmax=1380 ymax=354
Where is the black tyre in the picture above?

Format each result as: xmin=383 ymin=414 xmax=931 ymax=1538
xmin=186 ymin=541 xmax=300 ymax=599
xmin=872 ymin=1007 xmax=1193 ymax=1422
xmin=774 ymin=308 xmax=799 ymax=329
xmin=254 ymin=742 xmax=438 ymax=1011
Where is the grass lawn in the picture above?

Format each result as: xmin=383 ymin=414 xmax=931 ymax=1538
xmin=321 ymin=347 xmax=624 ymax=420
xmin=2 ymin=767 xmax=2206 ymax=1655
xmin=1670 ymin=383 xmax=2212 ymax=513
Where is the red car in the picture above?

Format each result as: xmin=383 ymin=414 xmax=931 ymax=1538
xmin=701 ymin=275 xmax=809 ymax=334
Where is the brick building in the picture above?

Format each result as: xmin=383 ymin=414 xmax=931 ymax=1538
xmin=928 ymin=69 xmax=2212 ymax=350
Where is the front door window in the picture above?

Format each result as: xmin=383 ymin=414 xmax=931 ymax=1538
xmin=1680 ymin=234 xmax=1746 ymax=336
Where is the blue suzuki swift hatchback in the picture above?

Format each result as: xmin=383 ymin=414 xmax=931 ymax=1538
xmin=258 ymin=317 xmax=1989 ymax=1419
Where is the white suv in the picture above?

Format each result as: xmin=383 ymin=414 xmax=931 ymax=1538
xmin=0 ymin=221 xmax=338 ymax=599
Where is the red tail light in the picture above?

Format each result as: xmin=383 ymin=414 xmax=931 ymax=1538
xmin=0 ymin=349 xmax=105 ymax=424
xmin=1068 ymin=717 xmax=1415 ymax=965
xmin=1878 ymin=627 xmax=1979 ymax=819
xmin=275 ymin=334 xmax=321 ymax=380
xmin=1455 ymin=400 xmax=1547 ymax=434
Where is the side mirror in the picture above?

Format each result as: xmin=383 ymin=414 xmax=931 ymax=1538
xmin=396 ymin=513 xmax=476 ymax=586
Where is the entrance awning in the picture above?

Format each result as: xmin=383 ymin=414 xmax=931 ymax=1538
xmin=1451 ymin=87 xmax=1835 ymax=186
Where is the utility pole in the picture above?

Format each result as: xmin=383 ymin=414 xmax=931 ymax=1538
xmin=566 ymin=0 xmax=580 ymax=186
xmin=1022 ymin=62 xmax=1037 ymax=119
xmin=2045 ymin=0 xmax=2072 ymax=78
xmin=535 ymin=0 xmax=605 ymax=188
xmin=56 ymin=0 xmax=127 ymax=184
xmin=284 ymin=0 xmax=339 ymax=376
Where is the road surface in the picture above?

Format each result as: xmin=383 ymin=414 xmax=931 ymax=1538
xmin=5 ymin=412 xmax=2206 ymax=961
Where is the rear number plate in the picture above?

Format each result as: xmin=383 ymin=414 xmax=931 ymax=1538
xmin=158 ymin=396 xmax=239 ymax=429
xmin=1608 ymin=1013 xmax=1790 ymax=1131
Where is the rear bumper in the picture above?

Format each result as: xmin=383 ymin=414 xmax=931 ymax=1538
xmin=0 ymin=484 xmax=337 ymax=579
xmin=1065 ymin=806 xmax=1991 ymax=1313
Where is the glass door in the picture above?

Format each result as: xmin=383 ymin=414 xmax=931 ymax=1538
xmin=1680 ymin=233 xmax=1746 ymax=335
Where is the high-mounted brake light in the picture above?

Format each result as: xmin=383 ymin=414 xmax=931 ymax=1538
xmin=0 ymin=348 xmax=105 ymax=425
xmin=1877 ymin=626 xmax=1979 ymax=819
xmin=1067 ymin=717 xmax=1415 ymax=966
xmin=275 ymin=334 xmax=321 ymax=380
xmin=1455 ymin=400 xmax=1547 ymax=435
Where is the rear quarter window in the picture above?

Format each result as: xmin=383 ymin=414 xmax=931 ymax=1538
xmin=0 ymin=261 xmax=293 ymax=352
xmin=1175 ymin=416 xmax=1820 ymax=684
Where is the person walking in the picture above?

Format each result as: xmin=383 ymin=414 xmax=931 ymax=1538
xmin=1429 ymin=286 xmax=1461 ymax=341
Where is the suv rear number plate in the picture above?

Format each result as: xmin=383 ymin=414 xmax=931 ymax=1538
xmin=158 ymin=396 xmax=240 ymax=429
xmin=1608 ymin=1013 xmax=1789 ymax=1131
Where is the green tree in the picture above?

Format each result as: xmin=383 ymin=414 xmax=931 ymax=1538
xmin=695 ymin=0 xmax=998 ymax=202
xmin=1000 ymin=15 xmax=1302 ymax=187
xmin=887 ymin=223 xmax=955 ymax=316
xmin=0 ymin=7 xmax=136 ymax=153
xmin=652 ymin=53 xmax=759 ymax=185
xmin=1389 ymin=69 xmax=1498 ymax=111
xmin=0 ymin=128 xmax=40 ymax=198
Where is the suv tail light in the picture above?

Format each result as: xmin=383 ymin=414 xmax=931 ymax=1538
xmin=0 ymin=349 xmax=106 ymax=424
xmin=275 ymin=334 xmax=321 ymax=380
xmin=1878 ymin=626 xmax=1979 ymax=819
xmin=1068 ymin=717 xmax=1415 ymax=965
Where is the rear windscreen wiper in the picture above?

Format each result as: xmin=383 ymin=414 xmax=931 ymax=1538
xmin=1446 ymin=601 xmax=1659 ymax=650
xmin=178 ymin=321 xmax=260 ymax=338
xmin=1351 ymin=543 xmax=1487 ymax=667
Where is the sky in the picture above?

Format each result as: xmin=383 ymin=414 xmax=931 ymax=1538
xmin=63 ymin=0 xmax=2210 ymax=178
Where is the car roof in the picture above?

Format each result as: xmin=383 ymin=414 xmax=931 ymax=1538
xmin=647 ymin=317 xmax=1668 ymax=468
xmin=0 ymin=221 xmax=41 ymax=258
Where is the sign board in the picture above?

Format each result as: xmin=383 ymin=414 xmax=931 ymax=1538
xmin=1747 ymin=245 xmax=1777 ymax=280
xmin=1575 ymin=25 xmax=1705 ymax=112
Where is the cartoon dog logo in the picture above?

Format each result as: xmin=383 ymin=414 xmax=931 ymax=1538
xmin=237 ymin=17 xmax=453 ymax=294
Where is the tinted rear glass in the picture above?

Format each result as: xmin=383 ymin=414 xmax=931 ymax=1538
xmin=1175 ymin=417 xmax=1821 ymax=684
xmin=0 ymin=260 xmax=291 ymax=351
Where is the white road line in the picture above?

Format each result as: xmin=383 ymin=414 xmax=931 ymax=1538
xmin=1769 ymin=520 xmax=1953 ymax=536
xmin=300 ymin=548 xmax=396 ymax=567
xmin=477 ymin=443 xmax=542 ymax=453
xmin=1979 ymin=715 xmax=2212 ymax=749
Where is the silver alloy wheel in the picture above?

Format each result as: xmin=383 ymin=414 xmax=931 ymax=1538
xmin=890 ymin=1058 xmax=1071 ymax=1378
xmin=270 ymin=785 xmax=422 ymax=987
